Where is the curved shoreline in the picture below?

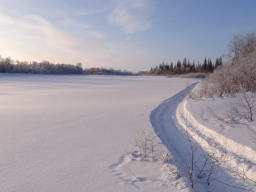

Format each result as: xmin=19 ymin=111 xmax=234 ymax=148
xmin=150 ymin=82 xmax=256 ymax=191
xmin=150 ymin=82 xmax=198 ymax=192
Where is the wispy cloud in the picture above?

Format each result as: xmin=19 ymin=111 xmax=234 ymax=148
xmin=0 ymin=9 xmax=108 ymax=63
xmin=108 ymin=0 xmax=153 ymax=34
xmin=23 ymin=15 xmax=79 ymax=50
xmin=0 ymin=12 xmax=79 ymax=52
xmin=63 ymin=18 xmax=90 ymax=29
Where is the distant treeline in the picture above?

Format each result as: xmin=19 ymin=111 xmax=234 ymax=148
xmin=142 ymin=57 xmax=223 ymax=76
xmin=84 ymin=68 xmax=136 ymax=75
xmin=0 ymin=56 xmax=136 ymax=75
xmin=0 ymin=56 xmax=84 ymax=74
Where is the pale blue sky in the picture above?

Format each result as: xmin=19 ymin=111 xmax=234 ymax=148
xmin=0 ymin=0 xmax=255 ymax=72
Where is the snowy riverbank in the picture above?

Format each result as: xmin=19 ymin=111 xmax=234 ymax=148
xmin=1 ymin=75 xmax=255 ymax=192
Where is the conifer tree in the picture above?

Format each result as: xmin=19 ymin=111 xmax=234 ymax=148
xmin=207 ymin=58 xmax=213 ymax=72
xmin=219 ymin=56 xmax=223 ymax=66
xmin=177 ymin=60 xmax=181 ymax=71
xmin=203 ymin=58 xmax=207 ymax=71
xmin=183 ymin=57 xmax=187 ymax=68
xmin=215 ymin=58 xmax=220 ymax=68
xmin=170 ymin=62 xmax=174 ymax=72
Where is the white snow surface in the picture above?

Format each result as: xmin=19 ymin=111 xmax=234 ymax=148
xmin=151 ymin=83 xmax=256 ymax=191
xmin=176 ymin=85 xmax=256 ymax=191
xmin=1 ymin=74 xmax=255 ymax=192
xmin=0 ymin=74 xmax=194 ymax=192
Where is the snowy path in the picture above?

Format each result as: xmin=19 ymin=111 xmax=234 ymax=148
xmin=177 ymin=98 xmax=256 ymax=191
xmin=150 ymin=83 xmax=197 ymax=159
xmin=177 ymin=99 xmax=256 ymax=171
xmin=150 ymin=83 xmax=199 ymax=192
xmin=151 ymin=83 xmax=256 ymax=191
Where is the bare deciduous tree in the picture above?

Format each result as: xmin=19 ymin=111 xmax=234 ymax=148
xmin=225 ymin=92 xmax=256 ymax=122
xmin=185 ymin=131 xmax=198 ymax=188
xmin=228 ymin=32 xmax=256 ymax=62
xmin=198 ymin=32 xmax=256 ymax=98
xmin=135 ymin=125 xmax=159 ymax=160
xmin=183 ymin=129 xmax=220 ymax=188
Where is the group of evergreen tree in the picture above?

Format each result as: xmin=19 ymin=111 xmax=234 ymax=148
xmin=0 ymin=56 xmax=84 ymax=74
xmin=143 ymin=57 xmax=222 ymax=76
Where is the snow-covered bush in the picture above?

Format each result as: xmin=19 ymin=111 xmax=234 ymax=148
xmin=135 ymin=125 xmax=159 ymax=159
xmin=184 ymin=130 xmax=220 ymax=188
xmin=199 ymin=32 xmax=256 ymax=97
xmin=225 ymin=92 xmax=256 ymax=122
xmin=195 ymin=33 xmax=256 ymax=123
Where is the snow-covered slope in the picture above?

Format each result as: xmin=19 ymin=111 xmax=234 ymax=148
xmin=151 ymin=82 xmax=256 ymax=191
xmin=178 ymin=94 xmax=256 ymax=191
xmin=2 ymin=74 xmax=254 ymax=192
xmin=0 ymin=74 xmax=194 ymax=192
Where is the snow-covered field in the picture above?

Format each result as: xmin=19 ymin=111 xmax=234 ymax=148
xmin=177 ymin=94 xmax=256 ymax=191
xmin=1 ymin=74 xmax=255 ymax=192
xmin=0 ymin=74 xmax=194 ymax=192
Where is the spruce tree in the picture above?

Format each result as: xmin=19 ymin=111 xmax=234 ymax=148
xmin=215 ymin=58 xmax=220 ymax=68
xmin=177 ymin=60 xmax=181 ymax=73
xmin=170 ymin=62 xmax=174 ymax=72
xmin=203 ymin=58 xmax=207 ymax=71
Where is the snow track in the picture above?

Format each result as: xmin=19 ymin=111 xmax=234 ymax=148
xmin=151 ymin=82 xmax=256 ymax=191
xmin=177 ymin=99 xmax=256 ymax=179
xmin=150 ymin=83 xmax=198 ymax=192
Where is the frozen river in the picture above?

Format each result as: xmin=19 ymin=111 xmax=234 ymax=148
xmin=0 ymin=75 xmax=190 ymax=192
